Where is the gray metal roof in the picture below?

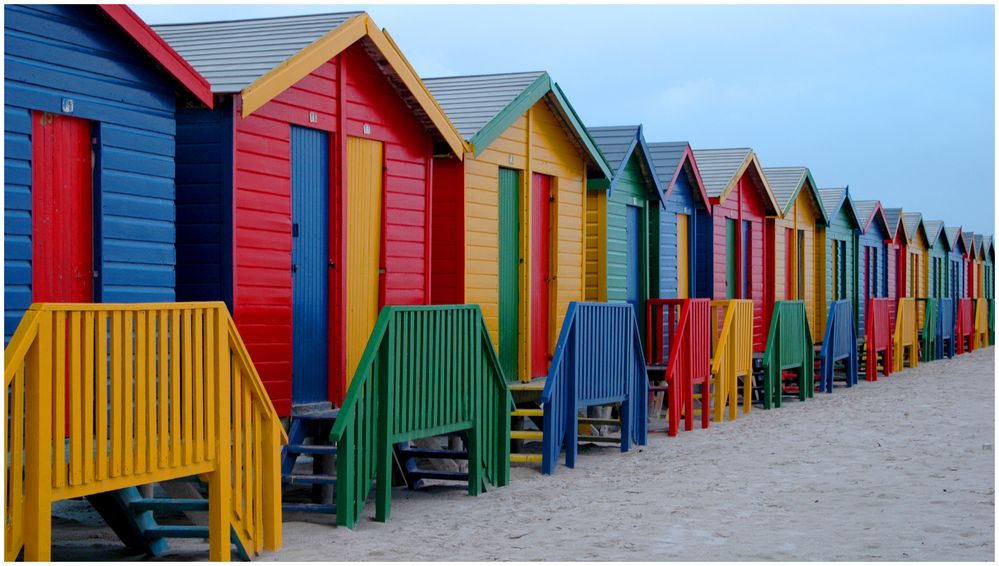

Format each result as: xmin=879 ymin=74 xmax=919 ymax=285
xmin=883 ymin=208 xmax=904 ymax=238
xmin=763 ymin=167 xmax=809 ymax=212
xmin=690 ymin=148 xmax=752 ymax=198
xmin=423 ymin=72 xmax=546 ymax=140
xmin=818 ymin=187 xmax=846 ymax=218
xmin=923 ymin=220 xmax=944 ymax=247
xmin=153 ymin=12 xmax=362 ymax=93
xmin=853 ymin=199 xmax=879 ymax=227
xmin=902 ymin=212 xmax=923 ymax=240
xmin=647 ymin=142 xmax=690 ymax=188
xmin=963 ymin=232 xmax=976 ymax=254
xmin=986 ymin=235 xmax=993 ymax=254
xmin=588 ymin=126 xmax=640 ymax=174
xmin=944 ymin=226 xmax=963 ymax=251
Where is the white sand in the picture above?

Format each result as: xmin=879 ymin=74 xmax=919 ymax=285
xmin=51 ymin=347 xmax=995 ymax=561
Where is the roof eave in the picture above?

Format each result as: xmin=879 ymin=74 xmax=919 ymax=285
xmin=631 ymin=128 xmax=668 ymax=207
xmin=99 ymin=5 xmax=214 ymax=108
xmin=468 ymin=73 xmax=552 ymax=158
xmin=550 ymin=81 xmax=614 ymax=180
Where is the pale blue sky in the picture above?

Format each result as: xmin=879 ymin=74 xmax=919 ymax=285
xmin=134 ymin=4 xmax=996 ymax=235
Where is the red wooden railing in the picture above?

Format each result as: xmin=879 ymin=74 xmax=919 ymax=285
xmin=646 ymin=299 xmax=711 ymax=436
xmin=956 ymin=298 xmax=975 ymax=354
xmin=865 ymin=298 xmax=893 ymax=381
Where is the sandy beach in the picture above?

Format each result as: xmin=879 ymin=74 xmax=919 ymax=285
xmin=50 ymin=347 xmax=995 ymax=561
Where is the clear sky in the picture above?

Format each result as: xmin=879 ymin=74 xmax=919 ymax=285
xmin=134 ymin=3 xmax=996 ymax=236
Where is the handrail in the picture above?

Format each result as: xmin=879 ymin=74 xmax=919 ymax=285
xmin=761 ymin=301 xmax=814 ymax=409
xmin=4 ymin=302 xmax=285 ymax=561
xmin=708 ymin=300 xmax=754 ymax=422
xmin=865 ymin=298 xmax=893 ymax=381
xmin=916 ymin=298 xmax=939 ymax=362
xmin=892 ymin=298 xmax=918 ymax=371
xmin=974 ymin=298 xmax=990 ymax=349
xmin=819 ymin=300 xmax=858 ymax=393
xmin=646 ymin=299 xmax=711 ymax=436
xmin=329 ymin=305 xmax=511 ymax=528
xmin=539 ymin=302 xmax=647 ymax=475
xmin=956 ymin=298 xmax=975 ymax=354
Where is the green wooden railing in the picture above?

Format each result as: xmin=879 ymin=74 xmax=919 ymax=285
xmin=761 ymin=301 xmax=814 ymax=409
xmin=917 ymin=298 xmax=939 ymax=362
xmin=329 ymin=305 xmax=512 ymax=528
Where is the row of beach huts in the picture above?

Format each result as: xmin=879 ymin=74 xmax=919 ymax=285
xmin=4 ymin=5 xmax=994 ymax=561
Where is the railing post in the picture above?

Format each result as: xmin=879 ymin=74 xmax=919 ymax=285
xmin=209 ymin=307 xmax=232 ymax=562
xmin=261 ymin=416 xmax=282 ymax=551
xmin=23 ymin=310 xmax=52 ymax=562
xmin=375 ymin=319 xmax=395 ymax=522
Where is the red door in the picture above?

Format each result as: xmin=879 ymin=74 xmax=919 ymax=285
xmin=32 ymin=112 xmax=93 ymax=303
xmin=530 ymin=173 xmax=551 ymax=377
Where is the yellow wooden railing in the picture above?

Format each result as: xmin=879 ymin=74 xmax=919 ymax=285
xmin=974 ymin=298 xmax=990 ymax=349
xmin=4 ymin=302 xmax=287 ymax=561
xmin=892 ymin=298 xmax=919 ymax=372
xmin=709 ymin=300 xmax=754 ymax=422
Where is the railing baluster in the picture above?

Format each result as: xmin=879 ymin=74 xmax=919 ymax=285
xmin=53 ymin=311 xmax=66 ymax=488
xmin=123 ymin=312 xmax=134 ymax=476
xmin=134 ymin=311 xmax=147 ymax=476
xmin=194 ymin=309 xmax=205 ymax=463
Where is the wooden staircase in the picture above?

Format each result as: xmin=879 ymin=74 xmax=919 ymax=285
xmin=509 ymin=380 xmax=545 ymax=465
xmin=280 ymin=409 xmax=340 ymax=514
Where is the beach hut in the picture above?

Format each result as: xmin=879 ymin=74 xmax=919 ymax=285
xmin=964 ymin=231 xmax=978 ymax=298
xmin=585 ymin=126 xmax=667 ymax=336
xmin=944 ymin=226 xmax=968 ymax=323
xmin=974 ymin=235 xmax=987 ymax=298
xmin=854 ymin=200 xmax=892 ymax=329
xmin=763 ymin=167 xmax=829 ymax=340
xmin=647 ymin=142 xmax=713 ymax=299
xmin=923 ymin=220 xmax=948 ymax=299
xmin=4 ymin=4 xmax=214 ymax=341
xmin=691 ymin=148 xmax=781 ymax=352
xmin=819 ymin=187 xmax=863 ymax=333
xmin=985 ymin=236 xmax=994 ymax=300
xmin=882 ymin=208 xmax=909 ymax=325
xmin=903 ymin=212 xmax=929 ymax=300
xmin=156 ymin=13 xmax=468 ymax=413
xmin=423 ymin=72 xmax=612 ymax=381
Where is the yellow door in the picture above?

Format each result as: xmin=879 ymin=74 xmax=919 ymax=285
xmin=346 ymin=136 xmax=383 ymax=384
xmin=677 ymin=214 xmax=689 ymax=298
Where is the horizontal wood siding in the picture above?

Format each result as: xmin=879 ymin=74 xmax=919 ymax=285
xmin=661 ymin=166 xmax=710 ymax=299
xmin=826 ymin=207 xmax=858 ymax=331
xmin=175 ymin=104 xmax=231 ymax=306
xmin=605 ymin=154 xmax=648 ymax=303
xmin=584 ymin=189 xmax=603 ymax=300
xmin=463 ymin=99 xmax=587 ymax=381
xmin=770 ymin=189 xmax=823 ymax=338
xmin=4 ymin=4 xmax=179 ymax=341
xmin=230 ymin=43 xmax=434 ymax=414
xmin=711 ymin=175 xmax=769 ymax=351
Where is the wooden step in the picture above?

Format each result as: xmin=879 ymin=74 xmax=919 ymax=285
xmin=510 ymin=453 xmax=543 ymax=463
xmin=283 ymin=503 xmax=336 ymax=514
xmin=397 ymin=447 xmax=468 ymax=460
xmin=577 ymin=418 xmax=619 ymax=426
xmin=129 ymin=498 xmax=207 ymax=513
xmin=284 ymin=444 xmax=338 ymax=456
xmin=406 ymin=470 xmax=468 ymax=482
xmin=143 ymin=525 xmax=208 ymax=540
xmin=510 ymin=430 xmax=543 ymax=441
xmin=578 ymin=435 xmax=621 ymax=443
xmin=282 ymin=473 xmax=336 ymax=485
xmin=511 ymin=408 xmax=543 ymax=417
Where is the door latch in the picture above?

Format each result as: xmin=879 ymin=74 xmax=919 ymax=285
xmin=292 ymin=223 xmax=299 ymax=237
xmin=328 ymin=260 xmax=336 ymax=269
xmin=291 ymin=264 xmax=297 ymax=273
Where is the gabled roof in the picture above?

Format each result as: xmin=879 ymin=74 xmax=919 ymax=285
xmin=923 ymin=220 xmax=945 ymax=249
xmin=964 ymin=231 xmax=977 ymax=257
xmin=882 ymin=208 xmax=906 ymax=241
xmin=818 ymin=187 xmax=861 ymax=230
xmin=974 ymin=234 xmax=985 ymax=258
xmin=986 ymin=235 xmax=994 ymax=259
xmin=155 ymin=12 xmax=466 ymax=156
xmin=647 ymin=141 xmax=712 ymax=213
xmin=902 ymin=212 xmax=927 ymax=245
xmin=690 ymin=147 xmax=780 ymax=214
xmin=944 ymin=226 xmax=966 ymax=254
xmin=424 ymin=71 xmax=612 ymax=179
xmin=763 ymin=167 xmax=829 ymax=224
xmin=854 ymin=200 xmax=891 ymax=238
xmin=98 ymin=5 xmax=214 ymax=107
xmin=587 ymin=125 xmax=665 ymax=205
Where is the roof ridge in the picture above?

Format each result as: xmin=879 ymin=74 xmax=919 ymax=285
xmin=423 ymin=70 xmax=547 ymax=81
xmin=151 ymin=11 xmax=363 ymax=28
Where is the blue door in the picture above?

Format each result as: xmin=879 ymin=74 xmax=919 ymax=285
xmin=291 ymin=126 xmax=329 ymax=405
xmin=625 ymin=205 xmax=642 ymax=325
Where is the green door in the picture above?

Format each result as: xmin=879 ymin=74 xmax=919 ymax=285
xmin=498 ymin=168 xmax=520 ymax=380
xmin=726 ymin=218 xmax=737 ymax=299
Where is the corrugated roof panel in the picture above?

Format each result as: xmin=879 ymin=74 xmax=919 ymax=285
xmin=647 ymin=142 xmax=689 ymax=188
xmin=853 ymin=199 xmax=878 ymax=227
xmin=902 ymin=211 xmax=923 ymax=240
xmin=690 ymin=148 xmax=752 ymax=198
xmin=153 ymin=12 xmax=362 ymax=93
xmin=883 ymin=207 xmax=904 ymax=238
xmin=423 ymin=72 xmax=546 ymax=140
xmin=818 ymin=187 xmax=846 ymax=218
xmin=762 ymin=167 xmax=807 ymax=212
xmin=923 ymin=220 xmax=944 ymax=247
xmin=945 ymin=226 xmax=963 ymax=251
xmin=588 ymin=126 xmax=640 ymax=175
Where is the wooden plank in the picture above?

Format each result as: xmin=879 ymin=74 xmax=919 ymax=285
xmin=96 ymin=313 xmax=108 ymax=481
xmin=171 ymin=309 xmax=181 ymax=468
xmin=53 ymin=311 xmax=66 ymax=488
xmin=134 ymin=311 xmax=146 ymax=475
xmin=110 ymin=311 xmax=122 ymax=478
xmin=146 ymin=311 xmax=157 ymax=473
xmin=83 ymin=312 xmax=95 ymax=482
xmin=183 ymin=309 xmax=193 ymax=465
xmin=69 ymin=311 xmax=83 ymax=484
xmin=194 ymin=309 xmax=204 ymax=462
xmin=123 ymin=312 xmax=134 ymax=476
xmin=158 ymin=309 xmax=169 ymax=468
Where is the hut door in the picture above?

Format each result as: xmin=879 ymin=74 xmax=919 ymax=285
xmin=725 ymin=219 xmax=737 ymax=299
xmin=625 ymin=205 xmax=642 ymax=327
xmin=32 ymin=112 xmax=93 ymax=303
xmin=530 ymin=173 xmax=552 ymax=377
xmin=290 ymin=126 xmax=330 ymax=405
xmin=498 ymin=168 xmax=520 ymax=380
xmin=346 ymin=136 xmax=384 ymax=385
xmin=676 ymin=213 xmax=689 ymax=299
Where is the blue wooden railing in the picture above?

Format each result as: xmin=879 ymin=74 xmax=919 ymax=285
xmin=539 ymin=302 xmax=647 ymax=475
xmin=938 ymin=298 xmax=955 ymax=359
xmin=819 ymin=300 xmax=858 ymax=393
